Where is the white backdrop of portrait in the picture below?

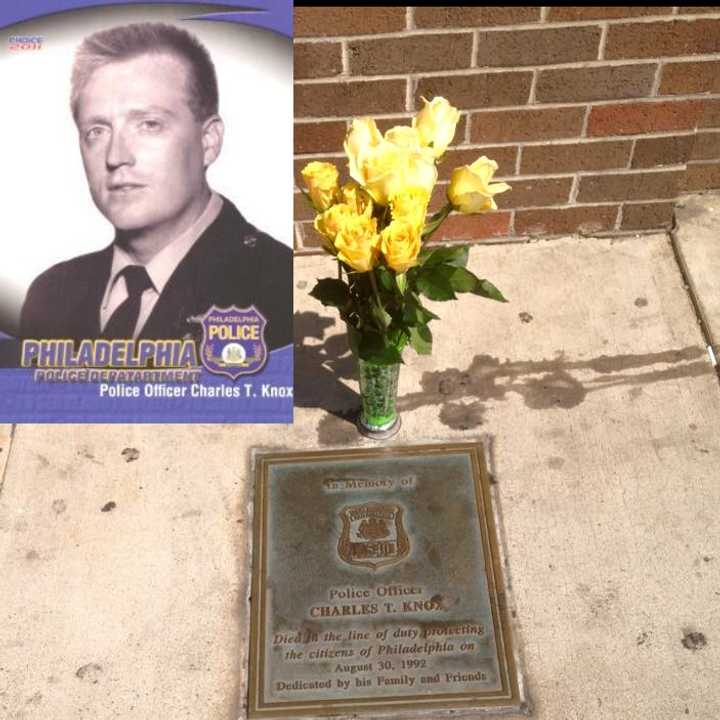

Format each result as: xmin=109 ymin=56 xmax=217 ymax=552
xmin=0 ymin=4 xmax=292 ymax=335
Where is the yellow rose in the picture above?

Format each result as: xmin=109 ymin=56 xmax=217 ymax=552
xmin=390 ymin=187 xmax=430 ymax=231
xmin=334 ymin=214 xmax=380 ymax=273
xmin=380 ymin=219 xmax=422 ymax=273
xmin=344 ymin=118 xmax=383 ymax=182
xmin=314 ymin=203 xmax=355 ymax=253
xmin=301 ymin=161 xmax=340 ymax=211
xmin=384 ymin=125 xmax=422 ymax=150
xmin=412 ymin=96 xmax=461 ymax=158
xmin=447 ymin=156 xmax=511 ymax=213
xmin=353 ymin=140 xmax=437 ymax=207
xmin=339 ymin=180 xmax=373 ymax=217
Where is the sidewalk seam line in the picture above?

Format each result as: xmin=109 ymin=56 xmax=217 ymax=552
xmin=667 ymin=221 xmax=720 ymax=388
xmin=0 ymin=424 xmax=17 ymax=498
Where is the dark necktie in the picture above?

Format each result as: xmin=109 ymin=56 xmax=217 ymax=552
xmin=102 ymin=265 xmax=153 ymax=340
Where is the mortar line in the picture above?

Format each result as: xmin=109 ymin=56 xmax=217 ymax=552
xmin=296 ymin=225 xmax=674 ymax=256
xmin=0 ymin=424 xmax=17 ymax=498
xmin=667 ymin=221 xmax=720 ymax=386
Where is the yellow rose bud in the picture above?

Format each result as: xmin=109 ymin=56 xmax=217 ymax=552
xmin=301 ymin=161 xmax=340 ymax=212
xmin=412 ymin=96 xmax=461 ymax=158
xmin=390 ymin=187 xmax=430 ymax=231
xmin=380 ymin=219 xmax=422 ymax=273
xmin=339 ymin=181 xmax=373 ymax=217
xmin=314 ymin=203 xmax=355 ymax=254
xmin=344 ymin=118 xmax=383 ymax=182
xmin=334 ymin=214 xmax=381 ymax=273
xmin=447 ymin=156 xmax=511 ymax=213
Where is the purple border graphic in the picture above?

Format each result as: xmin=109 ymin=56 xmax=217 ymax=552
xmin=0 ymin=1 xmax=292 ymax=38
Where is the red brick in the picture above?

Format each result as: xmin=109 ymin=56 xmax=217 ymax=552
xmin=515 ymin=206 xmax=619 ymax=236
xmin=476 ymin=26 xmax=601 ymax=67
xmin=295 ymin=79 xmax=406 ymax=118
xmin=660 ymin=61 xmax=720 ymax=95
xmin=416 ymin=72 xmax=531 ymax=110
xmin=548 ymin=7 xmax=672 ymax=20
xmin=430 ymin=212 xmax=511 ymax=242
xmin=680 ymin=7 xmax=720 ymax=13
xmin=294 ymin=121 xmax=347 ymax=154
xmin=415 ymin=7 xmax=540 ymax=27
xmin=295 ymin=8 xmax=405 ymax=37
xmin=499 ymin=177 xmax=573 ymax=209
xmin=606 ymin=19 xmax=720 ymax=60
xmin=700 ymin=99 xmax=720 ymax=128
xmin=429 ymin=183 xmax=450 ymax=213
xmin=620 ymin=202 xmax=675 ymax=230
xmin=683 ymin=161 xmax=720 ymax=191
xmin=294 ymin=191 xmax=317 ymax=222
xmin=521 ymin=140 xmax=631 ymax=174
xmin=536 ymin=64 xmax=657 ymax=103
xmin=439 ymin=146 xmax=518 ymax=181
xmin=631 ymin=135 xmax=694 ymax=168
xmin=298 ymin=221 xmax=331 ymax=249
xmin=294 ymin=42 xmax=343 ymax=80
xmin=587 ymin=100 xmax=705 ymax=137
xmin=348 ymin=34 xmax=472 ymax=76
xmin=577 ymin=170 xmax=684 ymax=202
xmin=690 ymin=131 xmax=720 ymax=160
xmin=471 ymin=107 xmax=585 ymax=143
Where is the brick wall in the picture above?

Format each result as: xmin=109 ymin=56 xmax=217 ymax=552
xmin=293 ymin=6 xmax=720 ymax=252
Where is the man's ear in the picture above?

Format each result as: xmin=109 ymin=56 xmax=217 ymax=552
xmin=201 ymin=115 xmax=224 ymax=167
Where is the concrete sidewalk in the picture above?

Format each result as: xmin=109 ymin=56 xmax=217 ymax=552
xmin=1 ymin=194 xmax=719 ymax=720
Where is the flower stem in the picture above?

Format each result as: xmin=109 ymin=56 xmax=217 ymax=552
xmin=368 ymin=270 xmax=386 ymax=332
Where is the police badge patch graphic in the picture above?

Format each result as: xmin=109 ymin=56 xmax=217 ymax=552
xmin=200 ymin=305 xmax=268 ymax=380
xmin=337 ymin=502 xmax=410 ymax=570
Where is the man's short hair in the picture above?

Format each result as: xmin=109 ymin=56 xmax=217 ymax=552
xmin=70 ymin=22 xmax=219 ymax=122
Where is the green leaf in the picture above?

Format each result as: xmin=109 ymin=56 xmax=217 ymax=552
xmin=409 ymin=324 xmax=433 ymax=355
xmin=371 ymin=301 xmax=392 ymax=329
xmin=444 ymin=267 xmax=508 ymax=302
xmin=474 ymin=278 xmax=508 ymax=303
xmin=375 ymin=266 xmax=395 ymax=293
xmin=309 ymin=278 xmax=350 ymax=308
xmin=421 ymin=202 xmax=452 ymax=240
xmin=396 ymin=272 xmax=408 ymax=295
xmin=447 ymin=266 xmax=478 ymax=293
xmin=402 ymin=293 xmax=440 ymax=326
xmin=419 ymin=245 xmax=469 ymax=269
xmin=416 ymin=267 xmax=457 ymax=301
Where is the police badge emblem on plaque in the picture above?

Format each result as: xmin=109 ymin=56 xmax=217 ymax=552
xmin=200 ymin=305 xmax=268 ymax=380
xmin=337 ymin=502 xmax=411 ymax=571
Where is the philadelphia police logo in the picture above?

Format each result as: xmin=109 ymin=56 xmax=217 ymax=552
xmin=200 ymin=305 xmax=268 ymax=379
xmin=337 ymin=502 xmax=410 ymax=571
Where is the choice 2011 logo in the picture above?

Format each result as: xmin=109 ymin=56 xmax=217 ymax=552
xmin=8 ymin=35 xmax=43 ymax=51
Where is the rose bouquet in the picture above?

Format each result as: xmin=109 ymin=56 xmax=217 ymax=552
xmin=299 ymin=97 xmax=511 ymax=436
xmin=300 ymin=97 xmax=511 ymax=366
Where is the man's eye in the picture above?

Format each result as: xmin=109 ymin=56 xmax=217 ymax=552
xmin=139 ymin=119 xmax=162 ymax=132
xmin=85 ymin=126 xmax=106 ymax=142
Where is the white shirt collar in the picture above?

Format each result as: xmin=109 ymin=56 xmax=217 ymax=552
xmin=105 ymin=191 xmax=223 ymax=302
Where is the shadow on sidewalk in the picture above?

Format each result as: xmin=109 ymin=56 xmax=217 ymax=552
xmin=294 ymin=311 xmax=712 ymax=444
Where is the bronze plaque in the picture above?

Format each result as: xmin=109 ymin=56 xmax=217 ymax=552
xmin=247 ymin=443 xmax=524 ymax=718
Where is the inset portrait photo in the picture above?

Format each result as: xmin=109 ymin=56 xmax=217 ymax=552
xmin=0 ymin=3 xmax=293 ymax=422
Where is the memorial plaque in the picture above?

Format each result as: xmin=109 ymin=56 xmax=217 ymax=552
xmin=247 ymin=443 xmax=525 ymax=718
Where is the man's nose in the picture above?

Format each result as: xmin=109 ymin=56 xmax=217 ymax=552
xmin=105 ymin=128 xmax=135 ymax=169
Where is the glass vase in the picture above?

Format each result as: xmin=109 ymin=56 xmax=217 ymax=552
xmin=356 ymin=356 xmax=401 ymax=439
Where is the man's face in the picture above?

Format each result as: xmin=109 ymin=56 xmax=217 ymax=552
xmin=76 ymin=52 xmax=214 ymax=238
